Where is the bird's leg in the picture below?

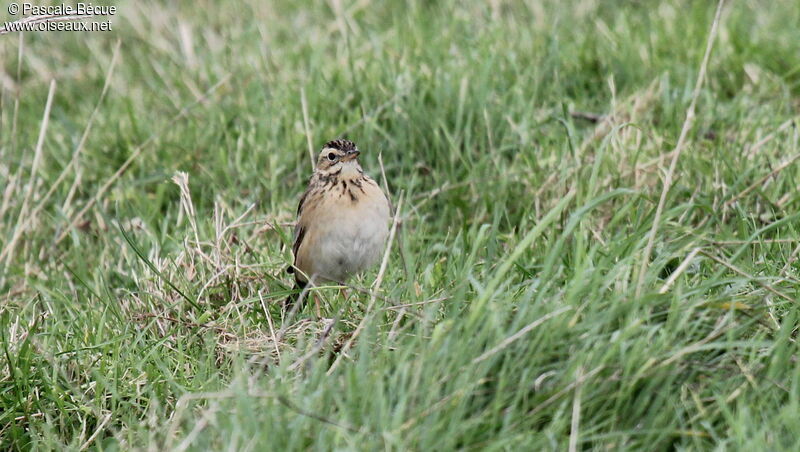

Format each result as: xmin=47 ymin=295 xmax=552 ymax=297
xmin=339 ymin=285 xmax=357 ymax=317
xmin=313 ymin=292 xmax=322 ymax=318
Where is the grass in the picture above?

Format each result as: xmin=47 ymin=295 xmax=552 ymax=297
xmin=1 ymin=0 xmax=800 ymax=449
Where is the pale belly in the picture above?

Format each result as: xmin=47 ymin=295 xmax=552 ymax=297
xmin=307 ymin=199 xmax=389 ymax=283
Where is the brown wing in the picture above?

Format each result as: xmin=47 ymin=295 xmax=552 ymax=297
xmin=292 ymin=225 xmax=306 ymax=266
xmin=288 ymin=180 xmax=314 ymax=276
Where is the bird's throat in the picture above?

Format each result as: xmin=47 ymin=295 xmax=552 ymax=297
xmin=338 ymin=161 xmax=363 ymax=179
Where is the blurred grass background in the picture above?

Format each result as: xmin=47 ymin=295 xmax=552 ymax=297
xmin=1 ymin=0 xmax=799 ymax=449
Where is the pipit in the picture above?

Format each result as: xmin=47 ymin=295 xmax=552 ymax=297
xmin=286 ymin=139 xmax=390 ymax=310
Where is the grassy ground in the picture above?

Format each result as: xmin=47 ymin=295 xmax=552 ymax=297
xmin=1 ymin=0 xmax=799 ymax=449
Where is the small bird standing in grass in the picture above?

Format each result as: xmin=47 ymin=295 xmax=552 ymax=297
xmin=287 ymin=139 xmax=390 ymax=310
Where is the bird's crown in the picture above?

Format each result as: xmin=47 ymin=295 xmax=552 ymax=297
xmin=323 ymin=139 xmax=357 ymax=152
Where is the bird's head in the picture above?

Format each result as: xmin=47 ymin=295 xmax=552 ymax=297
xmin=315 ymin=139 xmax=362 ymax=176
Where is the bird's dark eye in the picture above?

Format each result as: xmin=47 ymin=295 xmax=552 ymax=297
xmin=327 ymin=152 xmax=337 ymax=161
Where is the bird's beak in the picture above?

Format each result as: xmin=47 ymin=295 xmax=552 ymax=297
xmin=344 ymin=150 xmax=360 ymax=161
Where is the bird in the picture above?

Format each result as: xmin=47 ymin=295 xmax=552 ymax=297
xmin=286 ymin=139 xmax=391 ymax=311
